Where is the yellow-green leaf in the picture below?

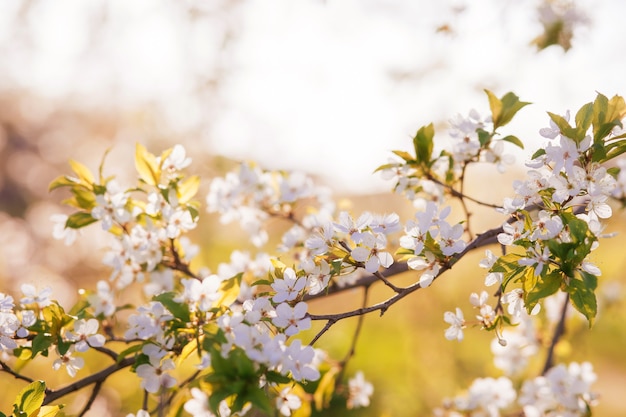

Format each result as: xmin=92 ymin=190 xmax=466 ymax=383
xmin=176 ymin=338 xmax=199 ymax=367
xmin=65 ymin=212 xmax=98 ymax=229
xmin=48 ymin=175 xmax=80 ymax=192
xmin=178 ymin=175 xmax=200 ymax=204
xmin=14 ymin=380 xmax=46 ymax=417
xmin=135 ymin=143 xmax=160 ymax=186
xmin=216 ymin=273 xmax=242 ymax=308
xmin=314 ymin=367 xmax=339 ymax=410
xmin=485 ymin=90 xmax=502 ymax=126
xmin=37 ymin=405 xmax=64 ymax=417
xmin=69 ymin=159 xmax=95 ymax=185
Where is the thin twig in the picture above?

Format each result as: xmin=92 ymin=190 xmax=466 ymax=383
xmin=0 ymin=361 xmax=36 ymax=384
xmin=308 ymin=224 xmax=504 ymax=323
xmin=542 ymin=293 xmax=570 ymax=375
xmin=78 ymin=380 xmax=103 ymax=417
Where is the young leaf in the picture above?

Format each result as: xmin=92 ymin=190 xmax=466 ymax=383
xmin=178 ymin=175 xmax=200 ymax=204
xmin=37 ymin=405 xmax=65 ymax=417
xmin=566 ymin=278 xmax=597 ymax=327
xmin=497 ymin=92 xmax=531 ymax=128
xmin=65 ymin=212 xmax=98 ymax=229
xmin=413 ymin=124 xmax=435 ymax=166
xmin=215 ymin=273 xmax=242 ymax=309
xmin=48 ymin=175 xmax=80 ymax=192
xmin=14 ymin=380 xmax=46 ymax=417
xmin=154 ymin=292 xmax=190 ymax=323
xmin=500 ymin=135 xmax=524 ymax=149
xmin=485 ymin=90 xmax=530 ymax=129
xmin=525 ymin=271 xmax=562 ymax=311
xmin=575 ymin=102 xmax=593 ymax=134
xmin=69 ymin=159 xmax=95 ymax=185
xmin=135 ymin=143 xmax=160 ymax=186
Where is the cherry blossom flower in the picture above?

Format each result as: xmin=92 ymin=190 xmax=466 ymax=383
xmin=87 ymin=280 xmax=116 ymax=317
xmin=479 ymin=250 xmax=503 ymax=287
xmin=444 ymin=308 xmax=465 ymax=341
xmin=53 ymin=346 xmax=84 ymax=377
xmin=282 ymin=339 xmax=320 ymax=381
xmin=91 ymin=180 xmax=131 ymax=230
xmin=347 ymin=371 xmax=374 ymax=409
xmin=50 ymin=214 xmax=78 ymax=245
xmin=438 ymin=222 xmax=466 ymax=256
xmin=351 ymin=233 xmax=394 ymax=273
xmin=66 ymin=318 xmax=106 ymax=352
xmin=333 ymin=211 xmax=373 ymax=243
xmin=497 ymin=220 xmax=527 ymax=246
xmin=370 ymin=213 xmax=402 ymax=235
xmin=180 ymin=275 xmax=222 ymax=312
xmin=407 ymin=251 xmax=440 ymax=288
xmin=136 ymin=356 xmax=177 ymax=393
xmin=0 ymin=312 xmax=19 ymax=351
xmin=276 ymin=387 xmax=302 ymax=416
xmin=272 ymin=268 xmax=307 ymax=303
xmin=518 ymin=244 xmax=551 ymax=276
xmin=184 ymin=388 xmax=216 ymax=417
xmin=272 ymin=302 xmax=310 ymax=337
xmin=161 ymin=144 xmax=191 ymax=173
xmin=20 ymin=284 xmax=53 ymax=307
xmin=305 ymin=222 xmax=335 ymax=255
xmin=530 ymin=210 xmax=563 ymax=241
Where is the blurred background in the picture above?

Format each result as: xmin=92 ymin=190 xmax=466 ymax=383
xmin=1 ymin=0 xmax=625 ymax=415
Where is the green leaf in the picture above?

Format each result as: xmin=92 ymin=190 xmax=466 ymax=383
xmin=592 ymin=93 xmax=626 ymax=142
xmin=116 ymin=343 xmax=143 ymax=364
xmin=30 ymin=334 xmax=53 ymax=359
xmin=69 ymin=187 xmax=96 ymax=210
xmin=413 ymin=124 xmax=435 ymax=166
xmin=65 ymin=212 xmax=98 ymax=229
xmin=575 ymin=102 xmax=594 ymax=134
xmin=531 ymin=148 xmax=546 ymax=160
xmin=14 ymin=381 xmax=46 ymax=417
xmin=243 ymin=386 xmax=273 ymax=415
xmin=477 ymin=128 xmax=491 ymax=147
xmin=525 ymin=271 xmax=562 ymax=312
xmin=547 ymin=111 xmax=578 ymax=140
xmin=153 ymin=292 xmax=190 ymax=323
xmin=500 ymin=135 xmax=524 ymax=149
xmin=498 ymin=92 xmax=531 ymax=128
xmin=486 ymin=90 xmax=530 ymax=129
xmin=566 ymin=278 xmax=597 ymax=326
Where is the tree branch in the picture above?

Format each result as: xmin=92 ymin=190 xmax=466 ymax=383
xmin=43 ymin=357 xmax=136 ymax=405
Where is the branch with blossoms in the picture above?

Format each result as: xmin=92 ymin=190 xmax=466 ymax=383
xmin=0 ymin=90 xmax=625 ymax=417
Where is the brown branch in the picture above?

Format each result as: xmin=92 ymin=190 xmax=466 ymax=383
xmin=308 ymin=224 xmax=503 ymax=324
xmin=43 ymin=357 xmax=136 ymax=405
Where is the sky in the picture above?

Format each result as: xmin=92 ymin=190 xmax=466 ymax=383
xmin=1 ymin=0 xmax=625 ymax=194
